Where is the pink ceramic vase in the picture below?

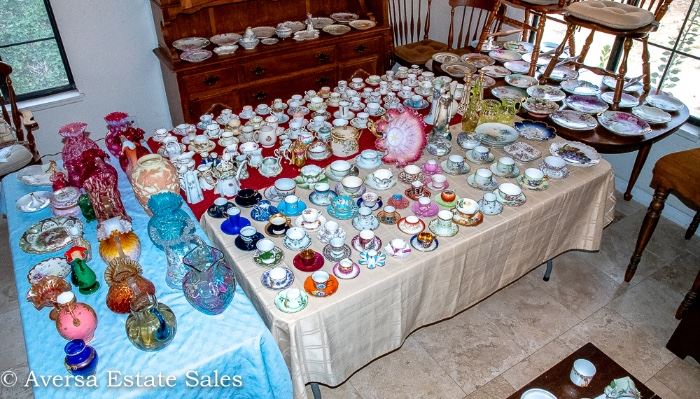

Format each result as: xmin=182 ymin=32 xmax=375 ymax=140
xmin=55 ymin=291 xmax=98 ymax=342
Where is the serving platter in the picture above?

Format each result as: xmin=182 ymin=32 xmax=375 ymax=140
xmin=600 ymin=91 xmax=640 ymax=108
xmin=491 ymin=86 xmax=527 ymax=102
xmin=550 ymin=110 xmax=598 ymax=131
xmin=20 ymin=216 xmax=83 ymax=254
xmin=564 ymin=95 xmax=609 ymax=114
xmin=631 ymin=105 xmax=672 ymax=124
xmin=550 ymin=141 xmax=601 ymax=166
xmin=504 ymin=74 xmax=539 ymax=88
xmin=598 ymin=110 xmax=651 ymax=136
xmin=514 ymin=120 xmax=556 ymax=141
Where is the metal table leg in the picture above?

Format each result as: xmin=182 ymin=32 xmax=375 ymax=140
xmin=543 ymin=259 xmax=554 ymax=281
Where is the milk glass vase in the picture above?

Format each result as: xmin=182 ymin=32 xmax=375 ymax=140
xmin=125 ymin=293 xmax=176 ymax=351
xmin=182 ymin=245 xmax=236 ymax=315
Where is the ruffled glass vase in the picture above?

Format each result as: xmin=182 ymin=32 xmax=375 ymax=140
xmin=182 ymin=245 xmax=236 ymax=315
xmin=147 ymin=192 xmax=191 ymax=249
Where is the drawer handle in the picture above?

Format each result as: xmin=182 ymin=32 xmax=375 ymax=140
xmin=203 ymin=75 xmax=220 ymax=86
xmin=255 ymin=91 xmax=268 ymax=101
xmin=316 ymin=53 xmax=330 ymax=63
xmin=354 ymin=45 xmax=368 ymax=54
xmin=252 ymin=66 xmax=266 ymax=76
xmin=316 ymin=76 xmax=330 ymax=86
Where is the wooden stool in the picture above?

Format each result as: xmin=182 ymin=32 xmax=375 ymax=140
xmin=625 ymin=148 xmax=700 ymax=282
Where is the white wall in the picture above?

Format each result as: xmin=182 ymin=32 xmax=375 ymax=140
xmin=27 ymin=0 xmax=171 ymax=158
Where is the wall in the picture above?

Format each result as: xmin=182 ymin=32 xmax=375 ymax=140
xmin=27 ymin=0 xmax=171 ymax=158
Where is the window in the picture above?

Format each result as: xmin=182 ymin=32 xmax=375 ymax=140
xmin=0 ymin=0 xmax=75 ymax=101
xmin=537 ymin=0 xmax=699 ymax=124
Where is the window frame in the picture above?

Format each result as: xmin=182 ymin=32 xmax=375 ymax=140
xmin=0 ymin=0 xmax=76 ymax=102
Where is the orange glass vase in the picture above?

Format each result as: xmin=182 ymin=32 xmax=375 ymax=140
xmin=104 ymin=257 xmax=156 ymax=314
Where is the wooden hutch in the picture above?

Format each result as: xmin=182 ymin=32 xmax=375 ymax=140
xmin=150 ymin=0 xmax=393 ymax=124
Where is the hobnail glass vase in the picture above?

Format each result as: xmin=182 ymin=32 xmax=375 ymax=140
xmin=182 ymin=245 xmax=236 ymax=315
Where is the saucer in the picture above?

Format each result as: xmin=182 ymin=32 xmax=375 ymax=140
xmin=294 ymin=215 xmax=327 ymax=231
xmin=250 ymin=201 xmax=279 ymax=221
xmin=264 ymin=218 xmax=292 ymax=237
xmin=261 ymin=267 xmax=294 ymax=290
xmin=352 ymin=215 xmax=380 ymax=231
xmin=293 ymin=252 xmax=325 ymax=272
xmin=410 ymin=235 xmax=439 ymax=252
xmin=355 ymin=157 xmax=383 ymax=170
xmin=440 ymin=160 xmax=470 ymax=175
xmin=364 ymin=176 xmax=397 ymax=191
xmin=235 ymin=192 xmax=263 ymax=208
xmin=234 ymin=232 xmax=264 ymax=251
xmin=411 ymin=201 xmax=440 ymax=217
xmin=516 ymin=175 xmax=550 ymax=191
xmin=467 ymin=174 xmax=499 ymax=191
xmin=304 ymin=274 xmax=339 ymax=297
xmin=253 ymin=246 xmax=285 ymax=267
xmin=350 ymin=118 xmax=368 ymax=129
xmin=387 ymin=195 xmax=410 ymax=209
xmin=404 ymin=186 xmax=431 ymax=201
xmin=478 ymin=199 xmax=503 ymax=215
xmin=434 ymin=194 xmax=459 ymax=209
xmin=397 ymin=217 xmax=426 ymax=235
xmin=358 ymin=250 xmax=387 ymax=269
xmin=357 ymin=197 xmax=383 ymax=211
xmin=322 ymin=243 xmax=352 ymax=262
xmin=451 ymin=210 xmax=484 ymax=227
xmin=325 ymin=165 xmax=360 ymax=182
xmin=16 ymin=191 xmax=51 ymax=212
xmin=539 ymin=164 xmax=569 ymax=179
xmin=277 ymin=200 xmax=308 ymax=216
xmin=385 ymin=244 xmax=411 ymax=258
xmin=309 ymin=190 xmax=338 ymax=206
xmin=351 ymin=235 xmax=382 ymax=252
xmin=221 ymin=217 xmax=252 ymax=235
xmin=333 ymin=262 xmax=361 ymax=279
xmin=275 ymin=289 xmax=309 ymax=313
xmin=263 ymin=186 xmax=285 ymax=202
xmin=465 ymin=152 xmax=495 ymax=164
xmin=490 ymin=163 xmax=521 ymax=178
xmin=398 ymin=171 xmax=424 ymax=185
xmin=494 ymin=189 xmax=527 ymax=207
xmin=428 ymin=219 xmax=459 ymax=237
xmin=335 ymin=183 xmax=366 ymax=199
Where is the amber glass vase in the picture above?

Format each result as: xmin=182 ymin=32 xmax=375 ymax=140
xmin=105 ymin=257 xmax=156 ymax=314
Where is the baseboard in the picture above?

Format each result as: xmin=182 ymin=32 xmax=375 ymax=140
xmin=614 ymin=176 xmax=698 ymax=237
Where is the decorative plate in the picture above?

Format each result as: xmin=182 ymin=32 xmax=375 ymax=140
xmin=550 ymin=110 xmax=598 ymax=131
xmin=311 ymin=17 xmax=334 ymax=29
xmin=180 ymin=49 xmax=212 ymax=63
xmin=541 ymin=65 xmax=578 ymax=82
xmin=504 ymin=60 xmax=530 ymax=73
xmin=349 ymin=20 xmax=376 ymax=30
xmin=16 ymin=191 xmax=52 ymax=213
xmin=210 ymin=33 xmax=241 ymax=46
xmin=504 ymin=74 xmax=539 ymax=88
xmin=172 ymin=37 xmax=209 ymax=51
xmin=527 ymin=85 xmax=566 ymax=102
xmin=600 ymin=92 xmax=640 ymax=108
xmin=489 ymin=49 xmax=521 ymax=63
xmin=503 ymin=41 xmax=534 ymax=54
xmin=20 ymin=216 xmax=83 ymax=254
xmin=17 ymin=164 xmax=59 ymax=186
xmin=522 ymin=52 xmax=564 ymax=66
xmin=372 ymin=107 xmax=428 ymax=167
xmin=645 ymin=94 xmax=684 ymax=112
xmin=470 ymin=74 xmax=496 ymax=88
xmin=598 ymin=110 xmax=651 ymax=136
xmin=441 ymin=62 xmax=474 ymax=78
xmin=278 ymin=21 xmax=306 ymax=33
xmin=261 ymin=38 xmax=279 ymax=45
xmin=550 ymin=141 xmax=601 ymax=166
xmin=474 ymin=123 xmax=519 ymax=147
xmin=331 ymin=12 xmax=359 ymax=23
xmin=491 ymin=86 xmax=527 ymax=102
xmin=481 ymin=65 xmax=511 ymax=78
xmin=433 ymin=52 xmax=461 ymax=64
xmin=560 ymin=79 xmax=600 ymax=96
xmin=213 ymin=45 xmax=238 ymax=55
xmin=27 ymin=257 xmax=71 ymax=284
xmin=564 ymin=95 xmax=609 ymax=114
xmin=522 ymin=98 xmax=560 ymax=116
xmin=252 ymin=26 xmax=276 ymax=38
xmin=322 ymin=24 xmax=351 ymax=36
xmin=460 ymin=53 xmax=495 ymax=68
xmin=602 ymin=76 xmax=642 ymax=92
xmin=632 ymin=105 xmax=672 ymax=125
xmin=504 ymin=142 xmax=542 ymax=162
xmin=514 ymin=120 xmax=556 ymax=141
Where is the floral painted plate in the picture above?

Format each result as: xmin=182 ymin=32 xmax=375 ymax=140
xmin=598 ymin=110 xmax=651 ymax=136
xmin=27 ymin=257 xmax=71 ymax=284
xmin=311 ymin=17 xmax=334 ymax=29
xmin=514 ymin=120 xmax=556 ymax=141
xmin=489 ymin=49 xmax=521 ymax=63
xmin=441 ymin=62 xmax=475 ymax=78
xmin=470 ymin=74 xmax=496 ymax=88
xmin=550 ymin=141 xmax=601 ymax=166
xmin=527 ymin=85 xmax=566 ymax=102
xmin=522 ymin=98 xmax=560 ymax=116
xmin=550 ymin=110 xmax=598 ymax=131
xmin=481 ymin=65 xmax=511 ymax=78
xmin=602 ymin=76 xmax=642 ymax=93
xmin=560 ymin=80 xmax=600 ymax=96
xmin=20 ymin=216 xmax=83 ymax=254
xmin=564 ymin=95 xmax=609 ymax=114
xmin=503 ymin=40 xmax=534 ymax=54
xmin=210 ymin=33 xmax=241 ymax=46
xmin=491 ymin=86 xmax=527 ymax=102
xmin=631 ymin=105 xmax=672 ymax=125
xmin=330 ymin=12 xmax=359 ymax=23
xmin=645 ymin=94 xmax=684 ymax=112
xmin=432 ymin=52 xmax=461 ymax=64
xmin=180 ymin=49 xmax=213 ymax=63
xmin=540 ymin=65 xmax=578 ymax=82
xmin=460 ymin=53 xmax=495 ymax=69
xmin=600 ymin=92 xmax=640 ymax=108
xmin=505 ymin=74 xmax=539 ymax=89
xmin=475 ymin=123 xmax=520 ymax=147
xmin=349 ymin=20 xmax=377 ymax=30
xmin=172 ymin=37 xmax=209 ymax=51
xmin=504 ymin=60 xmax=530 ymax=74
xmin=504 ymin=142 xmax=542 ymax=162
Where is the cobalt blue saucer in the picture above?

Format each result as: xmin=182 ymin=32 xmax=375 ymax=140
xmin=234 ymin=232 xmax=264 ymax=251
xmin=221 ymin=217 xmax=252 ymax=235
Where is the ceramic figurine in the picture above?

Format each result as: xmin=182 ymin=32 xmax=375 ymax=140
xmin=182 ymin=169 xmax=204 ymax=204
xmin=65 ymin=246 xmax=99 ymax=295
xmin=125 ymin=293 xmax=177 ymax=351
xmin=64 ymin=339 xmax=98 ymax=376
xmin=59 ymin=122 xmax=101 ymax=187
xmin=55 ymin=291 xmax=97 ymax=342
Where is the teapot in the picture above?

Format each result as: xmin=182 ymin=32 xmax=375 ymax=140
xmin=259 ymin=154 xmax=283 ymax=177
xmin=282 ymin=140 xmax=308 ymax=168
xmin=213 ymin=153 xmax=247 ymax=197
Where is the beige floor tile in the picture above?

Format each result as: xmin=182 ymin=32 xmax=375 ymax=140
xmin=651 ymin=252 xmax=700 ymax=296
xmin=349 ymin=337 xmax=465 ymax=399
xmin=501 ymin=338 xmax=577 ymax=390
xmin=645 ymin=377 xmax=683 ymax=399
xmin=304 ymin=380 xmax=363 ymax=399
xmin=0 ymin=308 xmax=28 ymax=370
xmin=613 ymin=192 xmax=646 ymax=218
xmin=412 ymin=305 xmax=528 ymax=395
xmin=653 ymin=358 xmax=700 ymax=399
xmin=557 ymin=307 xmax=675 ymax=382
xmin=463 ymin=376 xmax=515 ymax=399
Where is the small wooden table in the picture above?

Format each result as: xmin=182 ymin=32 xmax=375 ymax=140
xmin=507 ymin=342 xmax=659 ymax=399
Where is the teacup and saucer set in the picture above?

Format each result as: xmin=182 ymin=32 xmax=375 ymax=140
xmin=424 ymin=173 xmax=449 ymax=191
xmin=188 ymin=135 xmax=216 ymax=154
xmin=333 ymin=258 xmax=361 ymax=279
xmin=398 ymin=164 xmax=424 ymax=184
xmin=207 ymin=197 xmax=235 ymax=218
xmin=253 ymin=238 xmax=285 ymax=267
xmin=356 ymin=192 xmax=382 ymax=211
xmin=364 ymin=102 xmax=386 ymax=117
xmin=403 ymin=94 xmax=429 ymax=110
xmin=494 ymin=183 xmax=527 ymax=207
xmin=265 ymin=213 xmax=292 ymax=237
xmin=235 ymin=188 xmax=263 ymax=208
xmin=250 ymin=200 xmax=279 ymax=221
xmin=309 ymin=182 xmax=338 ymax=206
xmin=365 ymin=168 xmax=397 ymax=191
xmin=352 ymin=206 xmax=380 ymax=231
xmin=457 ymin=132 xmax=481 ymax=152
xmin=358 ymin=249 xmax=387 ymax=269
xmin=355 ymin=149 xmax=383 ymax=170
xmin=405 ymin=181 xmax=431 ymax=201
xmin=441 ymin=154 xmax=470 ymax=175
xmin=397 ymin=215 xmax=426 ymax=235
xmin=429 ymin=210 xmax=460 ymax=237
xmin=412 ymin=197 xmax=440 ymax=217
xmin=239 ymin=105 xmax=256 ymax=119
xmin=234 ymin=226 xmax=264 ymax=251
xmin=377 ymin=205 xmax=401 ymax=225
xmin=277 ymin=195 xmax=308 ymax=217
xmin=478 ymin=192 xmax=503 ymax=216
xmin=295 ymin=165 xmax=328 ymax=189
xmin=385 ymin=238 xmax=412 ymax=258
xmin=467 ymin=168 xmax=499 ymax=191
xmin=293 ymin=249 xmax=325 ymax=272
xmin=326 ymin=195 xmax=359 ymax=220
xmin=421 ymin=159 xmax=443 ymax=176
xmin=264 ymin=178 xmax=296 ymax=202
xmin=466 ymin=145 xmax=496 ymax=164
xmin=335 ymin=176 xmax=366 ymax=199
xmin=16 ymin=191 xmax=52 ymax=213
xmin=307 ymin=116 xmax=332 ymax=133
xmin=434 ymin=189 xmax=459 ymax=209
xmin=516 ymin=168 xmax=549 ymax=191
xmin=538 ymin=155 xmax=569 ymax=179
xmin=351 ymin=229 xmax=383 ymax=252
xmin=387 ymin=193 xmax=410 ymax=209
xmin=410 ymin=231 xmax=439 ymax=252
xmin=294 ymin=208 xmax=327 ymax=231
xmin=283 ymin=226 xmax=312 ymax=251
xmin=261 ymin=266 xmax=295 ymax=290
xmin=350 ymin=112 xmax=370 ymax=129
xmin=451 ymin=199 xmax=484 ymax=227
xmin=274 ymin=288 xmax=309 ymax=313
xmin=221 ymin=207 xmax=252 ymax=235
xmin=323 ymin=236 xmax=352 ymax=262
xmin=304 ymin=270 xmax=339 ymax=297
xmin=316 ymin=220 xmax=346 ymax=244
xmin=490 ymin=156 xmax=520 ymax=178
xmin=325 ymin=160 xmax=359 ymax=182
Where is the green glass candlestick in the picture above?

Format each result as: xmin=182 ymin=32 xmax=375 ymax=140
xmin=65 ymin=246 xmax=100 ymax=295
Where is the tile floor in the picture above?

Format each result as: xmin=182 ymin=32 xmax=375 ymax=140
xmin=1 ymin=192 xmax=698 ymax=399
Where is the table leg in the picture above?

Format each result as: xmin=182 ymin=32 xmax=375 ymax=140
xmin=685 ymin=212 xmax=700 ymax=239
xmin=543 ymin=259 xmax=554 ymax=281
xmin=310 ymin=382 xmax=322 ymax=399
xmin=676 ymin=270 xmax=700 ymax=319
xmin=624 ymin=143 xmax=652 ymax=201
xmin=625 ymin=187 xmax=669 ymax=282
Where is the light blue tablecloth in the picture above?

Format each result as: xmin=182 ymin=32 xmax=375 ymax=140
xmin=1 ymin=159 xmax=292 ymax=399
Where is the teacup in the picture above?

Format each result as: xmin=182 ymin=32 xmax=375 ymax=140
xmin=283 ymin=195 xmax=301 ymax=213
xmin=269 ymin=214 xmax=289 ymax=234
xmin=378 ymin=205 xmax=399 ymax=224
xmin=524 ymin=168 xmax=545 ymax=187
xmin=226 ymin=206 xmax=242 ymax=223
xmin=390 ymin=80 xmax=402 ymax=91
xmin=420 ymin=71 xmax=435 ymax=81
xmin=385 ymin=70 xmax=395 ymax=81
xmin=404 ymin=215 xmax=422 ymax=229
xmin=313 ymin=182 xmax=331 ymax=195
xmin=312 ymin=115 xmax=326 ymax=129
xmin=358 ymin=229 xmax=375 ymax=249
xmin=367 ymin=74 xmax=381 ymax=85
xmin=496 ymin=157 xmax=516 ymax=174
xmin=311 ymin=270 xmax=330 ymax=290
xmin=240 ymin=105 xmax=254 ymax=118
xmin=211 ymin=197 xmax=230 ymax=217
xmin=301 ymin=208 xmax=320 ymax=223
xmin=204 ymin=123 xmax=220 ymax=138
xmin=447 ymin=154 xmax=465 ymax=171
xmin=409 ymin=180 xmax=426 ymax=197
xmin=361 ymin=192 xmax=379 ymax=208
xmin=268 ymin=267 xmax=288 ymax=285
xmin=274 ymin=178 xmax=296 ymax=197
xmin=544 ymin=155 xmax=566 ymax=170
xmin=239 ymin=226 xmax=258 ymax=244
xmin=471 ymin=146 xmax=491 ymax=162
xmin=456 ymin=198 xmax=479 ymax=215
xmin=430 ymin=174 xmax=447 ymax=189
xmin=332 ymin=118 xmax=349 ymax=127
xmin=360 ymin=149 xmax=379 ymax=164
xmin=324 ymin=220 xmax=339 ymax=235
xmin=417 ymin=197 xmax=432 ymax=212
xmin=424 ymin=159 xmax=439 ymax=173
xmin=337 ymin=80 xmax=348 ymax=92
xmin=371 ymin=169 xmax=392 ymax=188
xmin=341 ymin=176 xmax=363 ymax=194
xmin=193 ymin=135 xmax=209 ymax=145
xmin=436 ymin=209 xmax=454 ymax=228
xmin=200 ymin=113 xmax=214 ymax=124
xmin=474 ymin=168 xmax=493 ymax=186
xmin=410 ymin=94 xmax=423 ymax=107
xmin=461 ymin=137 xmax=480 ymax=150
xmin=350 ymin=77 xmax=364 ymax=89
xmin=440 ymin=189 xmax=457 ymax=203
xmin=404 ymin=164 xmax=421 ymax=179
xmin=329 ymin=236 xmax=346 ymax=256
xmin=290 ymin=94 xmax=304 ymax=104
xmin=498 ymin=182 xmax=523 ymax=201
xmin=338 ymin=258 xmax=354 ymax=273
xmin=366 ymin=102 xmax=381 ymax=115
xmin=256 ymin=104 xmax=270 ymax=115
xmin=330 ymin=160 xmax=352 ymax=177
xmin=482 ymin=192 xmax=498 ymax=208
xmin=390 ymin=238 xmax=408 ymax=253
xmin=400 ymin=85 xmax=412 ymax=98
xmin=570 ymin=359 xmax=596 ymax=387
xmin=284 ymin=288 xmax=303 ymax=308
xmin=356 ymin=112 xmax=369 ymax=126
xmin=358 ymin=206 xmax=372 ymax=217
xmin=285 ymin=226 xmax=307 ymax=247
xmin=417 ymin=231 xmax=435 ymax=248
xmin=299 ymin=249 xmax=317 ymax=266
xmin=256 ymin=239 xmax=276 ymax=264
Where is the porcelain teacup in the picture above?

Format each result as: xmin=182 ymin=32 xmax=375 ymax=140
xmin=436 ymin=209 xmax=454 ymax=229
xmin=210 ymin=197 xmax=230 ymax=217
xmin=359 ymin=149 xmax=379 ymax=164
xmin=274 ymin=178 xmax=296 ymax=197
xmin=337 ymin=80 xmax=348 ymax=92
xmin=299 ymin=248 xmax=317 ymax=267
xmin=400 ymin=85 xmax=412 ymax=98
xmin=410 ymin=94 xmax=423 ymax=107
xmin=329 ymin=160 xmax=352 ymax=178
xmin=256 ymin=103 xmax=270 ymax=115
xmin=390 ymin=80 xmax=402 ymax=91
xmin=328 ymin=92 xmax=341 ymax=106
xmin=404 ymin=164 xmax=421 ymax=179
xmin=475 ymin=168 xmax=494 ymax=186
xmin=285 ymin=226 xmax=307 ymax=248
xmin=385 ymin=70 xmax=395 ymax=81
xmin=358 ymin=229 xmax=375 ymax=249
xmin=570 ymin=358 xmax=596 ymax=387
xmin=496 ymin=157 xmax=516 ymax=174
xmin=256 ymin=238 xmax=276 ymax=264
xmin=372 ymin=168 xmax=393 ymax=188
xmin=409 ymin=181 xmax=426 ymax=197
xmin=341 ymin=176 xmax=363 ymax=194
xmin=430 ymin=174 xmax=447 ymax=189
xmin=350 ymin=96 xmax=362 ymax=110
xmin=378 ymin=205 xmax=399 ymax=224
xmin=524 ymin=168 xmax=545 ymax=187
xmin=404 ymin=215 xmax=422 ymax=230
xmin=311 ymin=270 xmax=330 ymax=290
xmin=498 ymin=183 xmax=523 ymax=201
xmin=268 ymin=267 xmax=288 ymax=286
xmin=356 ymin=112 xmax=369 ymax=127
xmin=417 ymin=197 xmax=432 ymax=212
xmin=424 ymin=160 xmax=439 ymax=173
xmin=367 ymin=74 xmax=381 ymax=85
xmin=240 ymin=105 xmax=254 ymax=118
xmin=361 ymin=192 xmax=379 ymax=208
xmin=471 ymin=146 xmax=491 ymax=162
xmin=366 ymin=102 xmax=381 ymax=115
xmin=544 ymin=155 xmax=566 ymax=170
xmin=441 ymin=189 xmax=457 ymax=203
xmin=390 ymin=238 xmax=409 ymax=254
xmin=417 ymin=231 xmax=435 ymax=248
xmin=239 ymin=226 xmax=258 ymax=244
xmin=284 ymin=288 xmax=303 ymax=308
xmin=350 ymin=77 xmax=364 ymax=89
xmin=283 ymin=195 xmax=302 ymax=214
xmin=301 ymin=208 xmax=320 ymax=224
xmin=456 ymin=198 xmax=479 ymax=215
xmin=269 ymin=213 xmax=289 ymax=234
xmin=337 ymin=258 xmax=354 ymax=273
xmin=329 ymin=236 xmax=346 ymax=257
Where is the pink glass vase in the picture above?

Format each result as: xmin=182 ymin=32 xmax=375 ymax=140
xmin=104 ymin=111 xmax=131 ymax=158
xmin=80 ymin=149 xmax=129 ymax=222
xmin=59 ymin=122 xmax=101 ymax=187
xmin=55 ymin=291 xmax=98 ymax=342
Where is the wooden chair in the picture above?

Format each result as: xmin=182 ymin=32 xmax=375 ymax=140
xmin=625 ymin=148 xmax=700 ymax=283
xmin=540 ymin=0 xmax=673 ymax=110
xmin=0 ymin=61 xmax=40 ymax=176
